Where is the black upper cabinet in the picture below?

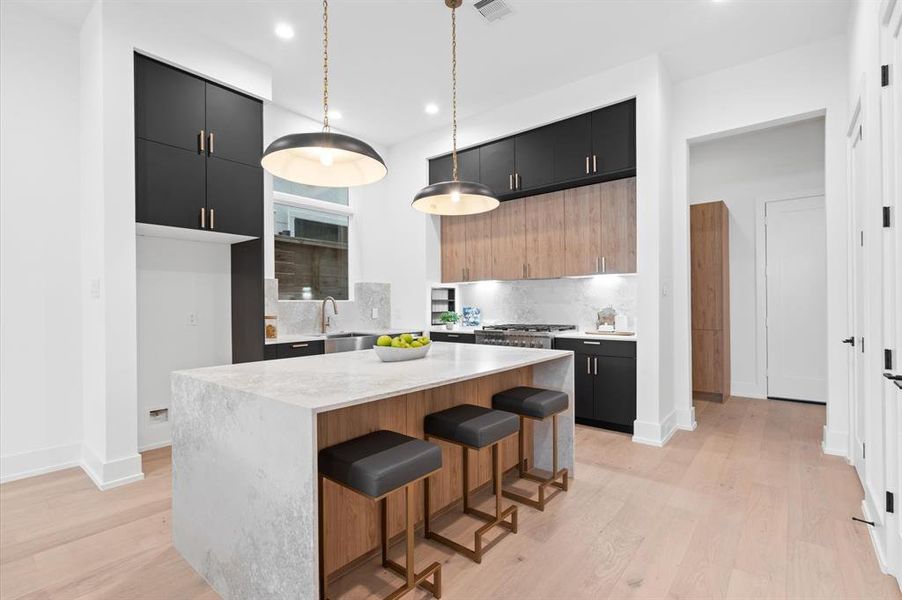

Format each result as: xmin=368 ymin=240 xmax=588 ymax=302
xmin=134 ymin=53 xmax=263 ymax=236
xmin=135 ymin=55 xmax=205 ymax=153
xmin=552 ymin=113 xmax=592 ymax=184
xmin=591 ymin=99 xmax=636 ymax=176
xmin=479 ymin=138 xmax=516 ymax=197
xmin=514 ymin=125 xmax=555 ymax=192
xmin=207 ymin=157 xmax=264 ymax=237
xmin=205 ymin=83 xmax=263 ymax=167
xmin=136 ymin=139 xmax=206 ymax=229
xmin=428 ymin=147 xmax=479 ymax=185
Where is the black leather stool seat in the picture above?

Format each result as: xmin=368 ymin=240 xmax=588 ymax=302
xmin=424 ymin=404 xmax=519 ymax=449
xmin=492 ymin=386 xmax=568 ymax=419
xmin=318 ymin=430 xmax=441 ymax=498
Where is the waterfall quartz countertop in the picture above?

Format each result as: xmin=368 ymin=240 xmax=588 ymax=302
xmin=174 ymin=342 xmax=573 ymax=413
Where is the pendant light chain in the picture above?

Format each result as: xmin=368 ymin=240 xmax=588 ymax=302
xmin=322 ymin=0 xmax=330 ymax=132
xmin=451 ymin=5 xmax=459 ymax=182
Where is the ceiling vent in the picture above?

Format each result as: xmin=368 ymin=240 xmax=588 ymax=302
xmin=474 ymin=0 xmax=513 ymax=23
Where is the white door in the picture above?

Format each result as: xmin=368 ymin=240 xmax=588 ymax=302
xmin=850 ymin=111 xmax=868 ymax=479
xmin=765 ymin=195 xmax=827 ymax=403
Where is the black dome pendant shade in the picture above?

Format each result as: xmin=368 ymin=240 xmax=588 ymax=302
xmin=412 ymin=0 xmax=498 ymax=216
xmin=412 ymin=180 xmax=498 ymax=216
xmin=261 ymin=0 xmax=386 ymax=188
xmin=261 ymin=131 xmax=386 ymax=188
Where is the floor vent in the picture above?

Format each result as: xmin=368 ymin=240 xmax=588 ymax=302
xmin=474 ymin=0 xmax=513 ymax=22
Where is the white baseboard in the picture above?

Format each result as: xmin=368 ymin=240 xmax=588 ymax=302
xmin=822 ymin=426 xmax=850 ymax=460
xmin=138 ymin=440 xmax=172 ymax=452
xmin=0 ymin=442 xmax=82 ymax=484
xmin=675 ymin=405 xmax=697 ymax=431
xmin=861 ymin=499 xmax=889 ymax=574
xmin=633 ymin=410 xmax=678 ymax=447
xmin=81 ymin=445 xmax=144 ymax=491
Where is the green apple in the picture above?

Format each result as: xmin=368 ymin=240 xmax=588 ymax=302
xmin=376 ymin=335 xmax=392 ymax=347
xmin=410 ymin=341 xmax=422 ymax=348
xmin=391 ymin=338 xmax=403 ymax=348
xmin=418 ymin=337 xmax=430 ymax=345
xmin=400 ymin=333 xmax=414 ymax=343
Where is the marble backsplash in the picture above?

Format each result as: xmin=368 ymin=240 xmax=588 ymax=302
xmin=266 ymin=280 xmax=391 ymax=335
xmin=455 ymin=275 xmax=638 ymax=332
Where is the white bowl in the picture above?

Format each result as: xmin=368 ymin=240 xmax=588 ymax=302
xmin=373 ymin=343 xmax=432 ymax=362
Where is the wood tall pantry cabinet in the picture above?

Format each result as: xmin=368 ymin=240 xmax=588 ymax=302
xmin=690 ymin=201 xmax=731 ymax=402
xmin=440 ymin=178 xmax=636 ymax=282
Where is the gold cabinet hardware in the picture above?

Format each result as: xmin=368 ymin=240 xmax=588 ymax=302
xmin=515 ymin=173 xmax=520 ymax=189
xmin=595 ymin=256 xmax=600 ymax=273
xmin=208 ymin=131 xmax=214 ymax=155
xmin=200 ymin=207 xmax=206 ymax=228
xmin=209 ymin=208 xmax=215 ymax=230
xmin=602 ymin=256 xmax=606 ymax=273
xmin=199 ymin=129 xmax=205 ymax=154
xmin=586 ymin=356 xmax=591 ymax=374
xmin=291 ymin=343 xmax=309 ymax=348
xmin=585 ymin=156 xmax=590 ymax=174
xmin=594 ymin=357 xmax=598 ymax=375
xmin=592 ymin=155 xmax=597 ymax=173
xmin=509 ymin=174 xmax=513 ymax=190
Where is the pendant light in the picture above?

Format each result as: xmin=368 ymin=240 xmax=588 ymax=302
xmin=412 ymin=0 xmax=499 ymax=216
xmin=261 ymin=0 xmax=386 ymax=187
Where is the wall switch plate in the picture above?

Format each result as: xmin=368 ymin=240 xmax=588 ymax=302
xmin=89 ymin=278 xmax=101 ymax=299
xmin=187 ymin=313 xmax=199 ymax=326
xmin=371 ymin=308 xmax=379 ymax=319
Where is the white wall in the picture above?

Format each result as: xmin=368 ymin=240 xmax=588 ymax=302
xmin=0 ymin=5 xmax=84 ymax=482
xmin=689 ymin=117 xmax=826 ymax=399
xmin=671 ymin=35 xmax=849 ymax=456
xmin=361 ymin=55 xmax=675 ymax=445
xmin=136 ymin=236 xmax=232 ymax=451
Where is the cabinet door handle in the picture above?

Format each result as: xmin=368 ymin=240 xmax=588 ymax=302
xmin=199 ymin=129 xmax=205 ymax=154
xmin=602 ymin=256 xmax=606 ymax=273
xmin=291 ymin=343 xmax=309 ymax=348
xmin=199 ymin=207 xmax=206 ymax=229
xmin=586 ymin=356 xmax=591 ymax=374
xmin=447 ymin=334 xmax=459 ymax=338
xmin=208 ymin=131 xmax=214 ymax=155
xmin=594 ymin=357 xmax=598 ymax=375
xmin=509 ymin=174 xmax=513 ymax=190
xmin=515 ymin=173 xmax=520 ymax=189
xmin=592 ymin=154 xmax=597 ymax=173
xmin=526 ymin=263 xmax=530 ymax=278
xmin=595 ymin=256 xmax=599 ymax=273
xmin=583 ymin=341 xmax=601 ymax=345
xmin=522 ymin=263 xmax=527 ymax=278
xmin=209 ymin=208 xmax=215 ymax=230
xmin=585 ymin=156 xmax=590 ymax=174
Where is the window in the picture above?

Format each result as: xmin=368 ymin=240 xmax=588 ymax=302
xmin=273 ymin=178 xmax=351 ymax=300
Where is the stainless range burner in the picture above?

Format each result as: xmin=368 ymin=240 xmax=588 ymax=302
xmin=475 ymin=324 xmax=576 ymax=349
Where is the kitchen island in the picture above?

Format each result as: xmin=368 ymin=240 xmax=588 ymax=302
xmin=171 ymin=342 xmax=574 ymax=600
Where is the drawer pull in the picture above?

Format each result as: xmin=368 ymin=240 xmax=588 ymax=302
xmin=583 ymin=341 xmax=601 ymax=345
xmin=291 ymin=343 xmax=309 ymax=348
xmin=446 ymin=334 xmax=459 ymax=338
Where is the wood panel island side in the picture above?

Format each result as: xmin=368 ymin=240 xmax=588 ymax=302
xmin=171 ymin=342 xmax=574 ymax=599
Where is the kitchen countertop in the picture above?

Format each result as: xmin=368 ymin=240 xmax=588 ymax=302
xmin=265 ymin=327 xmax=426 ymax=345
xmin=553 ymin=330 xmax=637 ymax=342
xmin=175 ymin=342 xmax=571 ymax=413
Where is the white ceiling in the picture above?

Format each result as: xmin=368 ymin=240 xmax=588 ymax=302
xmin=16 ymin=0 xmax=850 ymax=146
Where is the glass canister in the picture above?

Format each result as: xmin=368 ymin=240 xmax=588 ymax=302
xmin=264 ymin=315 xmax=278 ymax=340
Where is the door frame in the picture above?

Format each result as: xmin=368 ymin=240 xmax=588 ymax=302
xmin=754 ymin=190 xmax=827 ymax=403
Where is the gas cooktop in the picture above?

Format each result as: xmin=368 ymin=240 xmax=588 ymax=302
xmin=481 ymin=324 xmax=577 ymax=333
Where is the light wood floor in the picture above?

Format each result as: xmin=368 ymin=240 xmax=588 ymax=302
xmin=1 ymin=398 xmax=898 ymax=599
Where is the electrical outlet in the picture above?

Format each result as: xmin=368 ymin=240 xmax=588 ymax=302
xmin=187 ymin=313 xmax=199 ymax=326
xmin=149 ymin=408 xmax=169 ymax=423
xmin=371 ymin=307 xmax=379 ymax=319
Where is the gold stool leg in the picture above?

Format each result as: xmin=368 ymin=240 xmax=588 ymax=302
xmin=381 ymin=484 xmax=442 ymax=600
xmin=502 ymin=413 xmax=569 ymax=511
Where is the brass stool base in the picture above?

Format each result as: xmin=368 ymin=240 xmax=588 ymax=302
xmin=424 ymin=437 xmax=518 ymax=564
xmin=501 ymin=413 xmax=569 ymax=511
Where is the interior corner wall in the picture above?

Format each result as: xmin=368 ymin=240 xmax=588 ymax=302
xmin=688 ymin=118 xmax=827 ymax=400
xmin=0 ymin=4 xmax=84 ymax=483
xmin=77 ymin=0 xmax=273 ymax=489
xmin=369 ymin=54 xmax=671 ymax=444
xmin=671 ymin=35 xmax=849 ymax=453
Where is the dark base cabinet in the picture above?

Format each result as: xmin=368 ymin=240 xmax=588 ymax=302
xmin=429 ymin=331 xmax=476 ymax=344
xmin=264 ymin=340 xmax=326 ymax=360
xmin=554 ymin=337 xmax=636 ymax=434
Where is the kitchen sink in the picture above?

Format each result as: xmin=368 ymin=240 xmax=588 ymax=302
xmin=323 ymin=333 xmax=380 ymax=354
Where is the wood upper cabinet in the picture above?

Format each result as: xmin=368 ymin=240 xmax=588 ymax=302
xmin=465 ymin=210 xmax=493 ymax=281
xmin=563 ymin=184 xmax=602 ymax=276
xmin=479 ymin=138 xmax=516 ymax=197
xmin=524 ymin=191 xmax=565 ymax=279
xmin=599 ymin=177 xmax=637 ymax=274
xmin=491 ymin=199 xmax=527 ymax=280
xmin=514 ymin=126 xmax=555 ymax=192
xmin=441 ymin=216 xmax=467 ymax=283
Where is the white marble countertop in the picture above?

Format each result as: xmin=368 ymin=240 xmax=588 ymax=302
xmin=265 ymin=327 xmax=426 ymax=345
xmin=553 ymin=331 xmax=637 ymax=342
xmin=175 ymin=342 xmax=571 ymax=413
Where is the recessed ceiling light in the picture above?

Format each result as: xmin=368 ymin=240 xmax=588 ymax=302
xmin=274 ymin=23 xmax=295 ymax=40
xmin=425 ymin=103 xmax=439 ymax=115
xmin=328 ymin=109 xmax=342 ymax=120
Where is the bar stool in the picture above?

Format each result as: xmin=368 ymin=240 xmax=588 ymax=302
xmin=492 ymin=386 xmax=569 ymax=511
xmin=423 ymin=404 xmax=519 ymax=564
xmin=318 ymin=430 xmax=443 ymax=600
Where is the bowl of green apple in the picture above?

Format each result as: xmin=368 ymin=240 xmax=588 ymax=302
xmin=373 ymin=333 xmax=432 ymax=362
